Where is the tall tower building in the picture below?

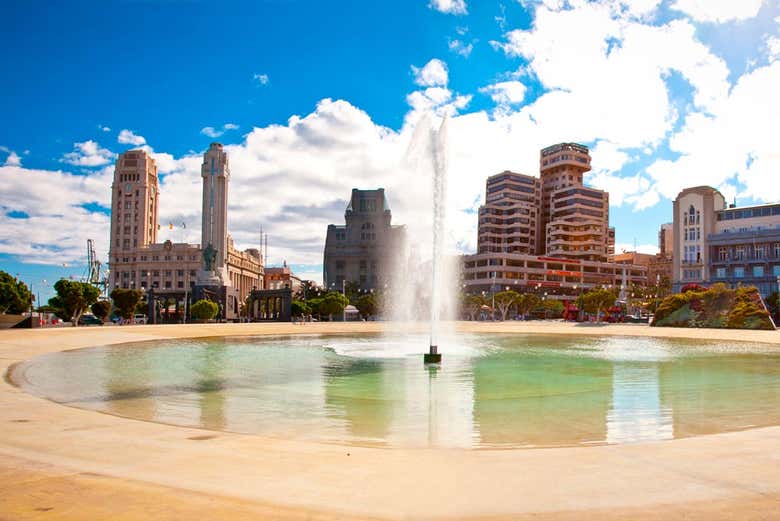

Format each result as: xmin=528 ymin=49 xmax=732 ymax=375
xmin=539 ymin=143 xmax=592 ymax=253
xmin=109 ymin=150 xmax=159 ymax=254
xmin=201 ymin=143 xmax=230 ymax=281
xmin=477 ymin=171 xmax=541 ymax=255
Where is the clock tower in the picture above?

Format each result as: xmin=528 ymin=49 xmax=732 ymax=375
xmin=109 ymin=149 xmax=160 ymax=255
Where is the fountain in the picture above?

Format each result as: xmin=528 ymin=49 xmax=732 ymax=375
xmin=425 ymin=117 xmax=448 ymax=364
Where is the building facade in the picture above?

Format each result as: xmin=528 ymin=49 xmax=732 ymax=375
xmin=462 ymin=252 xmax=647 ymax=299
xmin=323 ymin=188 xmax=406 ymax=292
xmin=547 ymin=185 xmax=612 ymax=261
xmin=477 ymin=171 xmax=541 ymax=255
xmin=108 ymin=147 xmax=263 ymax=311
xmin=672 ymin=186 xmax=780 ymax=297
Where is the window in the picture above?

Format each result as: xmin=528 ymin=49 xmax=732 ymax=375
xmin=359 ymin=260 xmax=367 ymax=270
xmin=177 ymin=270 xmax=184 ymax=277
xmin=753 ymin=266 xmax=764 ymax=277
xmin=756 ymin=245 xmax=766 ymax=259
xmin=152 ymin=270 xmax=160 ymax=277
xmin=719 ymin=247 xmax=728 ymax=261
xmin=164 ymin=281 xmax=172 ymax=289
xmin=774 ymin=265 xmax=780 ymax=277
xmin=734 ymin=267 xmax=745 ymax=278
xmin=335 ymin=260 xmax=345 ymax=271
xmin=774 ymin=243 xmax=780 ymax=258
xmin=177 ymin=281 xmax=184 ymax=288
xmin=735 ymin=246 xmax=745 ymax=260
xmin=716 ymin=267 xmax=726 ymax=278
xmin=164 ymin=270 xmax=172 ymax=277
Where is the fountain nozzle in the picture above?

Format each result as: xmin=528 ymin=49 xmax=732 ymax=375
xmin=424 ymin=345 xmax=442 ymax=364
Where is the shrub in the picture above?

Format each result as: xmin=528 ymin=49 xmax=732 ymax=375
xmin=190 ymin=299 xmax=219 ymax=321
xmin=91 ymin=300 xmax=112 ymax=321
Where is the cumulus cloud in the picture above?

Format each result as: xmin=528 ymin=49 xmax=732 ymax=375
xmin=200 ymin=123 xmax=240 ymax=138
xmin=671 ymin=0 xmax=764 ymax=24
xmin=118 ymin=129 xmax=146 ymax=146
xmin=429 ymin=0 xmax=467 ymax=15
xmin=0 ymin=164 xmax=111 ymax=264
xmin=411 ymin=59 xmax=449 ymax=86
xmin=253 ymin=73 xmax=270 ymax=85
xmin=61 ymin=140 xmax=115 ymax=167
xmin=479 ymin=80 xmax=527 ymax=105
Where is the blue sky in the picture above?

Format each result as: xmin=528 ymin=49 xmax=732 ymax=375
xmin=2 ymin=0 xmax=780 ymax=303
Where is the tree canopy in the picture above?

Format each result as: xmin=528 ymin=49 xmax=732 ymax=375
xmin=49 ymin=279 xmax=100 ymax=326
xmin=493 ymin=290 xmax=519 ymax=321
xmin=0 ymin=271 xmax=32 ymax=314
xmin=355 ymin=293 xmax=378 ymax=319
xmin=576 ymin=288 xmax=617 ymax=323
xmin=110 ymin=288 xmax=143 ymax=320
xmin=90 ymin=300 xmax=112 ymax=321
xmin=291 ymin=300 xmax=311 ymax=317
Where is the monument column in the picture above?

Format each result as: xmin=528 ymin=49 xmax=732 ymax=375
xmin=200 ymin=142 xmax=230 ymax=285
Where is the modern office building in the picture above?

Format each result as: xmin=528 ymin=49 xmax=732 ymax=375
xmin=108 ymin=147 xmax=264 ymax=312
xmin=464 ymin=142 xmax=633 ymax=297
xmin=323 ymin=188 xmax=406 ymax=292
xmin=672 ymin=186 xmax=780 ymax=296
xmin=477 ymin=171 xmax=541 ymax=255
xmin=539 ymin=143 xmax=613 ymax=260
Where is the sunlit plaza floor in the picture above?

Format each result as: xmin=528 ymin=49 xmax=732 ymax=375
xmin=1 ymin=321 xmax=779 ymax=520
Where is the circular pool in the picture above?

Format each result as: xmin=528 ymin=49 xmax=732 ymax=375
xmin=11 ymin=333 xmax=780 ymax=448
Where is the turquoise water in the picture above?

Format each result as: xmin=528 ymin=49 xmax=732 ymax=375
xmin=13 ymin=333 xmax=780 ymax=448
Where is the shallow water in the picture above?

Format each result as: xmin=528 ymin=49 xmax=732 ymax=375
xmin=13 ymin=333 xmax=780 ymax=448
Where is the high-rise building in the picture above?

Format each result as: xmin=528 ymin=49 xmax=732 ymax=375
xmin=463 ymin=143 xmax=645 ymax=298
xmin=323 ymin=189 xmax=406 ymax=291
xmin=672 ymin=186 xmax=725 ymax=289
xmin=477 ymin=171 xmax=541 ymax=255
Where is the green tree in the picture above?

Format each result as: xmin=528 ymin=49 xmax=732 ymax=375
xmin=0 ymin=271 xmax=32 ymax=314
xmin=49 ymin=279 xmax=100 ymax=326
xmin=110 ymin=288 xmax=143 ymax=321
xmin=190 ymin=299 xmax=219 ymax=321
xmin=516 ymin=293 xmax=541 ymax=319
xmin=461 ymin=293 xmax=486 ymax=321
xmin=577 ymin=288 xmax=617 ymax=323
xmin=319 ymin=291 xmax=349 ymax=321
xmin=493 ymin=290 xmax=520 ymax=321
xmin=291 ymin=300 xmax=311 ymax=318
xmin=542 ymin=298 xmax=565 ymax=318
xmin=355 ymin=293 xmax=378 ymax=319
xmin=90 ymin=300 xmax=112 ymax=322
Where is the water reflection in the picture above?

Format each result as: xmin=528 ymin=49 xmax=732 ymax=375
xmin=14 ymin=335 xmax=780 ymax=448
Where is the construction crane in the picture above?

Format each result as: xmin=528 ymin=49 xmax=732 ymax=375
xmin=85 ymin=239 xmax=109 ymax=295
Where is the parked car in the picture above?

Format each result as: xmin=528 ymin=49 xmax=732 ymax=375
xmin=78 ymin=314 xmax=103 ymax=326
xmin=133 ymin=314 xmax=147 ymax=325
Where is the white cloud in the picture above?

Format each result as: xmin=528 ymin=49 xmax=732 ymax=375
xmin=671 ymin=0 xmax=764 ymax=24
xmin=448 ymin=38 xmax=474 ymax=57
xmin=411 ymin=59 xmax=449 ymax=87
xmin=429 ymin=0 xmax=467 ymax=15
xmin=479 ymin=80 xmax=527 ymax=105
xmin=98 ymin=125 xmax=111 ymax=132
xmin=0 ymin=164 xmax=111 ymax=264
xmin=253 ymin=73 xmax=270 ymax=85
xmin=200 ymin=123 xmax=240 ymax=138
xmin=118 ymin=129 xmax=146 ymax=146
xmin=767 ymin=35 xmax=780 ymax=59
xmin=61 ymin=140 xmax=115 ymax=167
xmin=4 ymin=151 xmax=21 ymax=167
